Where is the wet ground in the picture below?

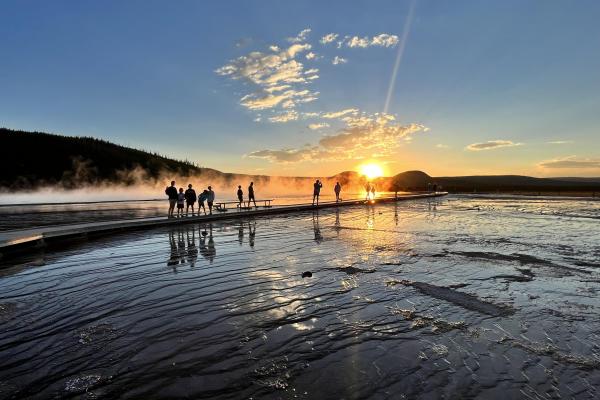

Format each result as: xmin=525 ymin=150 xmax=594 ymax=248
xmin=1 ymin=196 xmax=600 ymax=399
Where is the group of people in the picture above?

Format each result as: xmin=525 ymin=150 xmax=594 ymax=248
xmin=165 ymin=181 xmax=259 ymax=217
xmin=167 ymin=179 xmax=350 ymax=217
xmin=165 ymin=181 xmax=216 ymax=217
xmin=313 ymin=180 xmax=344 ymax=205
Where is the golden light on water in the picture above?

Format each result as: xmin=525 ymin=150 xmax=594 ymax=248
xmin=358 ymin=163 xmax=384 ymax=180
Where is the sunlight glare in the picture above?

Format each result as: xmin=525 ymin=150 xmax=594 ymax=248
xmin=359 ymin=163 xmax=384 ymax=180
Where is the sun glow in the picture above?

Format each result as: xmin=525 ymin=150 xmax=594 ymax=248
xmin=358 ymin=163 xmax=384 ymax=180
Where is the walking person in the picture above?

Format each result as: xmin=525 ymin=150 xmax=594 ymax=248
xmin=237 ymin=185 xmax=244 ymax=208
xmin=207 ymin=186 xmax=215 ymax=214
xmin=334 ymin=181 xmax=342 ymax=203
xmin=185 ymin=184 xmax=197 ymax=216
xmin=248 ymin=182 xmax=257 ymax=208
xmin=198 ymin=189 xmax=208 ymax=215
xmin=370 ymin=184 xmax=376 ymax=199
xmin=176 ymin=188 xmax=185 ymax=217
xmin=165 ymin=180 xmax=178 ymax=217
xmin=312 ymin=179 xmax=323 ymax=206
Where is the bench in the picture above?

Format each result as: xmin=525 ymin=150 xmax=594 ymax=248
xmin=213 ymin=199 xmax=274 ymax=212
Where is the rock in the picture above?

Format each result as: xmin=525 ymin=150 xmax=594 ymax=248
xmin=301 ymin=271 xmax=312 ymax=278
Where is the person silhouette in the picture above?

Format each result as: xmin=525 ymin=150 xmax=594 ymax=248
xmin=207 ymin=186 xmax=215 ymax=214
xmin=248 ymin=182 xmax=257 ymax=208
xmin=165 ymin=181 xmax=178 ymax=217
xmin=185 ymin=184 xmax=197 ymax=216
xmin=334 ymin=181 xmax=342 ymax=202
xmin=237 ymin=185 xmax=244 ymax=208
xmin=198 ymin=190 xmax=208 ymax=215
xmin=312 ymin=180 xmax=323 ymax=206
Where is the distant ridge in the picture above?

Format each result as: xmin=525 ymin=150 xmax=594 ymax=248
xmin=1 ymin=128 xmax=599 ymax=194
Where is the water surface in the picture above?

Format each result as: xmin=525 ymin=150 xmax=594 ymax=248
xmin=1 ymin=196 xmax=600 ymax=399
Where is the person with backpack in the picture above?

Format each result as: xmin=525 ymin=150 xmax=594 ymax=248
xmin=165 ymin=180 xmax=178 ymax=217
xmin=185 ymin=184 xmax=197 ymax=216
xmin=207 ymin=186 xmax=215 ymax=214
xmin=198 ymin=189 xmax=209 ymax=215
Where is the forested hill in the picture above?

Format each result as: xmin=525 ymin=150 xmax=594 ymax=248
xmin=0 ymin=128 xmax=203 ymax=189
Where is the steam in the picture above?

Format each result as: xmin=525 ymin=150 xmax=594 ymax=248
xmin=0 ymin=159 xmax=381 ymax=204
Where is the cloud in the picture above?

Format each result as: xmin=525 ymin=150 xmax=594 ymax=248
xmin=466 ymin=140 xmax=523 ymax=151
xmin=548 ymin=140 xmax=573 ymax=145
xmin=305 ymin=52 xmax=317 ymax=60
xmin=268 ymin=110 xmax=299 ymax=123
xmin=346 ymin=34 xmax=399 ymax=48
xmin=287 ymin=28 xmax=311 ymax=43
xmin=322 ymin=108 xmax=359 ymax=119
xmin=216 ymin=43 xmax=318 ymax=115
xmin=332 ymin=56 xmax=347 ymax=65
xmin=436 ymin=144 xmax=449 ymax=149
xmin=538 ymin=156 xmax=600 ymax=169
xmin=320 ymin=33 xmax=339 ymax=44
xmin=249 ymin=111 xmax=427 ymax=163
xmin=308 ymin=123 xmax=330 ymax=130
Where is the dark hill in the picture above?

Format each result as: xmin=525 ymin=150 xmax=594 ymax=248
xmin=0 ymin=128 xmax=204 ymax=189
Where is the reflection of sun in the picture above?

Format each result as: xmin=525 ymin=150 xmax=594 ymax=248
xmin=359 ymin=163 xmax=384 ymax=180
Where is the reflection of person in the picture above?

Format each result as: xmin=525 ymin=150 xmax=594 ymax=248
xmin=248 ymin=221 xmax=256 ymax=248
xmin=187 ymin=228 xmax=198 ymax=268
xmin=312 ymin=211 xmax=323 ymax=243
xmin=167 ymin=230 xmax=180 ymax=268
xmin=334 ymin=208 xmax=341 ymax=235
xmin=248 ymin=182 xmax=257 ymax=208
xmin=199 ymin=223 xmax=216 ymax=263
xmin=165 ymin=181 xmax=178 ymax=218
xmin=334 ymin=182 xmax=342 ymax=202
xmin=238 ymin=222 xmax=244 ymax=245
xmin=312 ymin=180 xmax=323 ymax=206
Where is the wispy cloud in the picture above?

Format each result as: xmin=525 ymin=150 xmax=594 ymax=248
xmin=287 ymin=28 xmax=311 ymax=43
xmin=321 ymin=109 xmax=358 ymax=119
xmin=538 ymin=156 xmax=600 ymax=169
xmin=332 ymin=56 xmax=347 ymax=65
xmin=548 ymin=140 xmax=574 ymax=145
xmin=308 ymin=122 xmax=330 ymax=130
xmin=320 ymin=33 xmax=338 ymax=44
xmin=466 ymin=140 xmax=523 ymax=151
xmin=249 ymin=111 xmax=427 ymax=163
xmin=321 ymin=33 xmax=399 ymax=48
xmin=436 ymin=144 xmax=449 ymax=149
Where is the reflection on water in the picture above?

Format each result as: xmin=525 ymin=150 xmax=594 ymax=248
xmin=1 ymin=196 xmax=600 ymax=399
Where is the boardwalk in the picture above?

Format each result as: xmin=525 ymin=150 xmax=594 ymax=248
xmin=0 ymin=192 xmax=447 ymax=257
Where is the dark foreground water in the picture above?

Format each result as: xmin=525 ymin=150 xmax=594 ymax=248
xmin=1 ymin=196 xmax=600 ymax=399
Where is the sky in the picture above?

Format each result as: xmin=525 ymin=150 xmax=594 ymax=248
xmin=1 ymin=0 xmax=599 ymax=177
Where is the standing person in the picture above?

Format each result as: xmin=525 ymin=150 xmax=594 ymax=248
xmin=433 ymin=183 xmax=438 ymax=193
xmin=185 ymin=184 xmax=197 ymax=216
xmin=176 ymin=188 xmax=185 ymax=217
xmin=198 ymin=190 xmax=208 ymax=215
xmin=334 ymin=181 xmax=342 ymax=202
xmin=312 ymin=180 xmax=323 ymax=206
xmin=365 ymin=183 xmax=371 ymax=200
xmin=165 ymin=180 xmax=178 ymax=217
xmin=248 ymin=181 xmax=257 ymax=208
xmin=207 ymin=186 xmax=215 ymax=214
xmin=237 ymin=185 xmax=244 ymax=208
xmin=370 ymin=184 xmax=376 ymax=200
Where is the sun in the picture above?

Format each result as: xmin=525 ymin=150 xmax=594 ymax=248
xmin=358 ymin=163 xmax=384 ymax=180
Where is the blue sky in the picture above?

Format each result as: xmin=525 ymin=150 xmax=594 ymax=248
xmin=1 ymin=0 xmax=599 ymax=176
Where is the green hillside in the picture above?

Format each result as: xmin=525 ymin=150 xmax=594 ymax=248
xmin=0 ymin=128 xmax=203 ymax=189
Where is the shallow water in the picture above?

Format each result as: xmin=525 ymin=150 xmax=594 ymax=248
xmin=1 ymin=196 xmax=600 ymax=399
